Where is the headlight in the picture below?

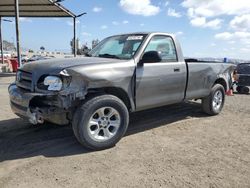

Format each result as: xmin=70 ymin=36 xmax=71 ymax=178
xmin=44 ymin=76 xmax=62 ymax=91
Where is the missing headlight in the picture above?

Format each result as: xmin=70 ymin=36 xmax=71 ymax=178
xmin=44 ymin=76 xmax=62 ymax=91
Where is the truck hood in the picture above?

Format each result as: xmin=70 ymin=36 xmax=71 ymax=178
xmin=20 ymin=57 xmax=125 ymax=74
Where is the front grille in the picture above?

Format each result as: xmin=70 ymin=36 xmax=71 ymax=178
xmin=16 ymin=70 xmax=33 ymax=91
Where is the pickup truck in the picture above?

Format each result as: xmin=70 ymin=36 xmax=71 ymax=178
xmin=8 ymin=32 xmax=235 ymax=150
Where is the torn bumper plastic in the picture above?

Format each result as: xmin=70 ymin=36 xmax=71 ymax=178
xmin=8 ymin=83 xmax=69 ymax=125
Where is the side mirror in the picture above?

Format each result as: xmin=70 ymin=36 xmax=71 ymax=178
xmin=140 ymin=51 xmax=162 ymax=64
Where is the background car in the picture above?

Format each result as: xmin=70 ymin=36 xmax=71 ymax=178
xmin=27 ymin=55 xmax=55 ymax=62
xmin=0 ymin=51 xmax=12 ymax=59
xmin=236 ymin=63 xmax=250 ymax=94
xmin=21 ymin=54 xmax=29 ymax=62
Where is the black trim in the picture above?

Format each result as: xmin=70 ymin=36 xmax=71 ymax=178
xmin=183 ymin=62 xmax=189 ymax=100
xmin=11 ymin=101 xmax=27 ymax=112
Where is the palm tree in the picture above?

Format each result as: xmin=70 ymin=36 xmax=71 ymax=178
xmin=40 ymin=46 xmax=45 ymax=51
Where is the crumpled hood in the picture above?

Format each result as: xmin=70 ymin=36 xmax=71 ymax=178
xmin=20 ymin=57 xmax=123 ymax=74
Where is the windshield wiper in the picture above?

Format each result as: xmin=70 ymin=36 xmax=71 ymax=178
xmin=98 ymin=53 xmax=121 ymax=59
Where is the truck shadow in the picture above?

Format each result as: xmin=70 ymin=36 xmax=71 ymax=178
xmin=233 ymin=92 xmax=250 ymax=95
xmin=127 ymin=101 xmax=205 ymax=136
xmin=0 ymin=101 xmax=207 ymax=162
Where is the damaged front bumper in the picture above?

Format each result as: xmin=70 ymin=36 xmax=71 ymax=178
xmin=8 ymin=83 xmax=70 ymax=125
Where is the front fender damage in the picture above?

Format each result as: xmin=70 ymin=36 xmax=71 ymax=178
xmin=28 ymin=71 xmax=88 ymax=125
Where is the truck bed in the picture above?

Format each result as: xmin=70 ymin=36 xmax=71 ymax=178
xmin=184 ymin=59 xmax=234 ymax=100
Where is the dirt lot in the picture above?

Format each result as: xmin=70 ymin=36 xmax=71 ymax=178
xmin=0 ymin=75 xmax=250 ymax=188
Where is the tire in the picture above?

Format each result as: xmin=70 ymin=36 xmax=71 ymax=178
xmin=236 ymin=86 xmax=243 ymax=93
xmin=202 ymin=84 xmax=225 ymax=115
xmin=242 ymin=86 xmax=250 ymax=94
xmin=72 ymin=95 xmax=129 ymax=150
xmin=237 ymin=86 xmax=249 ymax=94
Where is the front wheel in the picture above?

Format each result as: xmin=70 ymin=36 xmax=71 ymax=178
xmin=72 ymin=95 xmax=129 ymax=150
xmin=202 ymin=84 xmax=225 ymax=115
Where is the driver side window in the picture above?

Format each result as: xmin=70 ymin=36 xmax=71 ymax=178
xmin=144 ymin=35 xmax=177 ymax=62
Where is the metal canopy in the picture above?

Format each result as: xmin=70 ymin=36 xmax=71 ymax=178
xmin=0 ymin=0 xmax=76 ymax=17
xmin=0 ymin=0 xmax=79 ymax=67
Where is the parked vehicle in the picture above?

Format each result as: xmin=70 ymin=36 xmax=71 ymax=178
xmin=8 ymin=32 xmax=235 ymax=150
xmin=0 ymin=51 xmax=11 ymax=58
xmin=12 ymin=54 xmax=29 ymax=63
xmin=21 ymin=54 xmax=29 ymax=62
xmin=27 ymin=55 xmax=55 ymax=62
xmin=235 ymin=63 xmax=250 ymax=94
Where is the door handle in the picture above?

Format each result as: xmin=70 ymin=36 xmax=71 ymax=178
xmin=174 ymin=68 xmax=180 ymax=72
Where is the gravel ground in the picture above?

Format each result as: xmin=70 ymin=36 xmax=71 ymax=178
xmin=0 ymin=75 xmax=250 ymax=188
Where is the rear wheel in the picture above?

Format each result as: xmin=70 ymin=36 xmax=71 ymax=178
xmin=72 ymin=95 xmax=129 ymax=150
xmin=202 ymin=84 xmax=225 ymax=115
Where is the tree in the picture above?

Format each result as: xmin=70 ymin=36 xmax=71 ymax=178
xmin=92 ymin=39 xmax=99 ymax=49
xmin=1 ymin=40 xmax=15 ymax=51
xmin=70 ymin=38 xmax=79 ymax=54
xmin=40 ymin=46 xmax=45 ymax=51
xmin=77 ymin=44 xmax=90 ymax=55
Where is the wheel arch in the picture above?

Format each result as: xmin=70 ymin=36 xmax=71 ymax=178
xmin=86 ymin=87 xmax=134 ymax=111
xmin=214 ymin=78 xmax=227 ymax=92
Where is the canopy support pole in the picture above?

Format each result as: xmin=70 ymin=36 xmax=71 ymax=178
xmin=73 ymin=17 xmax=76 ymax=57
xmin=14 ymin=0 xmax=21 ymax=67
xmin=0 ymin=17 xmax=4 ymax=64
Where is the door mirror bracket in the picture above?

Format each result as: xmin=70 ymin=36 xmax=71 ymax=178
xmin=140 ymin=51 xmax=162 ymax=64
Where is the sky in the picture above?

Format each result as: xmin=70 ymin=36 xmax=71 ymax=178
xmin=2 ymin=0 xmax=250 ymax=60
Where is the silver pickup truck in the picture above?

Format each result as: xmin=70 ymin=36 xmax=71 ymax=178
xmin=8 ymin=32 xmax=235 ymax=150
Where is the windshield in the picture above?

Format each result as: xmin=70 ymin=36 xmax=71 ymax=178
xmin=89 ymin=34 xmax=147 ymax=60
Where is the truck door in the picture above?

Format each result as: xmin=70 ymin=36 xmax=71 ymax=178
xmin=136 ymin=35 xmax=187 ymax=111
